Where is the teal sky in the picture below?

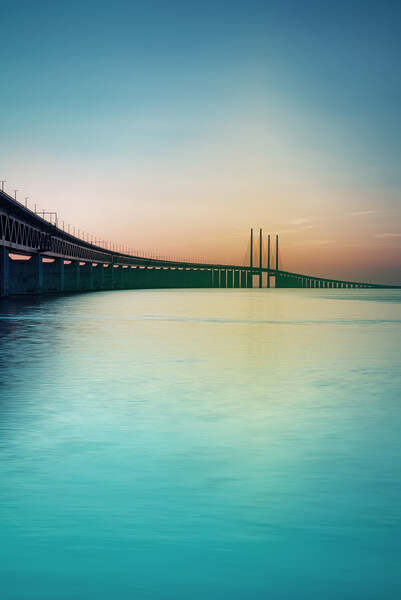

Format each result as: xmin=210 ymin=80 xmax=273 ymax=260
xmin=1 ymin=0 xmax=400 ymax=282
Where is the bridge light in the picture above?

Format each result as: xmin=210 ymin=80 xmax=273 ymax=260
xmin=13 ymin=189 xmax=18 ymax=201
xmin=0 ymin=180 xmax=5 ymax=191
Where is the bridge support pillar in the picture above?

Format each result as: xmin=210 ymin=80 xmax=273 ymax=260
xmin=196 ymin=269 xmax=205 ymax=287
xmin=59 ymin=259 xmax=65 ymax=291
xmin=31 ymin=254 xmax=43 ymax=294
xmin=80 ymin=262 xmax=93 ymax=291
xmin=137 ymin=266 xmax=145 ymax=288
xmin=172 ymin=268 xmax=179 ymax=288
xmin=247 ymin=271 xmax=252 ymax=288
xmin=189 ymin=269 xmax=197 ymax=288
xmin=114 ymin=265 xmax=124 ymax=288
xmin=0 ymin=246 xmax=10 ymax=298
xmin=212 ymin=269 xmax=219 ymax=288
xmin=92 ymin=263 xmax=104 ymax=290
xmin=64 ymin=260 xmax=80 ymax=292
xmin=121 ymin=266 xmax=131 ymax=288
xmin=200 ymin=269 xmax=206 ymax=288
xmin=102 ymin=264 xmax=113 ymax=289
xmin=163 ymin=268 xmax=170 ymax=288
xmin=43 ymin=257 xmax=64 ymax=293
xmin=176 ymin=268 xmax=183 ymax=288
xmin=234 ymin=270 xmax=240 ymax=288
xmin=159 ymin=268 xmax=167 ymax=288
xmin=191 ymin=269 xmax=199 ymax=288
xmin=227 ymin=270 xmax=233 ymax=288
xmin=180 ymin=268 xmax=188 ymax=288
xmin=130 ymin=266 xmax=136 ymax=288
xmin=169 ymin=268 xmax=176 ymax=288
xmin=220 ymin=270 xmax=227 ymax=288
xmin=7 ymin=253 xmax=43 ymax=295
xmin=170 ymin=268 xmax=178 ymax=288
xmin=240 ymin=270 xmax=247 ymax=288
xmin=186 ymin=269 xmax=193 ymax=288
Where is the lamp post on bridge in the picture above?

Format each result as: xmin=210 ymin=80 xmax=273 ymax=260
xmin=259 ymin=228 xmax=263 ymax=288
xmin=13 ymin=190 xmax=18 ymax=201
xmin=250 ymin=228 xmax=253 ymax=288
xmin=1 ymin=180 xmax=6 ymax=192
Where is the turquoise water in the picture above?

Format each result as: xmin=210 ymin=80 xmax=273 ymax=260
xmin=0 ymin=289 xmax=400 ymax=599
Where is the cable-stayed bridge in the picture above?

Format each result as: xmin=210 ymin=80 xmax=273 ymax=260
xmin=0 ymin=189 xmax=399 ymax=297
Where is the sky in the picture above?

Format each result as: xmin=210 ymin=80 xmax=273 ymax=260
xmin=1 ymin=0 xmax=400 ymax=283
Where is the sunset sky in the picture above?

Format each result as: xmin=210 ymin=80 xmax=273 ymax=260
xmin=1 ymin=0 xmax=400 ymax=283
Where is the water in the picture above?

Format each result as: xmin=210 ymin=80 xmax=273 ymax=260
xmin=0 ymin=289 xmax=400 ymax=599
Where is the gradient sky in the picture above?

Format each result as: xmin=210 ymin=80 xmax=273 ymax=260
xmin=1 ymin=0 xmax=400 ymax=283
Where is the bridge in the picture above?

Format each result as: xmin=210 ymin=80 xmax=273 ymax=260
xmin=0 ymin=189 xmax=399 ymax=297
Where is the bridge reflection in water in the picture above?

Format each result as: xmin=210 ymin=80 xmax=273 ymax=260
xmin=0 ymin=190 xmax=399 ymax=297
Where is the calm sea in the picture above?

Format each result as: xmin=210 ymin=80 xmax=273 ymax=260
xmin=0 ymin=289 xmax=400 ymax=599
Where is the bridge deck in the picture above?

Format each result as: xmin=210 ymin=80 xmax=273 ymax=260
xmin=1 ymin=190 xmax=399 ymax=295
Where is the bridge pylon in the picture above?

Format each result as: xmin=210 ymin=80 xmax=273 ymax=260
xmin=249 ymin=228 xmax=278 ymax=288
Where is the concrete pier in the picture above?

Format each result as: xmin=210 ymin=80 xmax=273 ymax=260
xmin=43 ymin=258 xmax=64 ymax=292
xmin=7 ymin=254 xmax=43 ymax=295
xmin=0 ymin=247 xmax=10 ymax=298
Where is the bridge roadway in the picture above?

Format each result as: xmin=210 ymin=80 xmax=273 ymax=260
xmin=0 ymin=189 xmax=399 ymax=297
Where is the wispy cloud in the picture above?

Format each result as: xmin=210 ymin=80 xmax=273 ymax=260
xmin=285 ymin=217 xmax=322 ymax=226
xmin=372 ymin=232 xmax=401 ymax=238
xmin=285 ymin=239 xmax=334 ymax=247
xmin=304 ymin=239 xmax=334 ymax=246
xmin=278 ymin=224 xmax=321 ymax=235
xmin=349 ymin=210 xmax=381 ymax=217
xmin=286 ymin=218 xmax=310 ymax=225
xmin=201 ymin=233 xmax=249 ymax=242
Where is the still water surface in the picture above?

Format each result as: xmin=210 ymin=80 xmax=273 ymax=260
xmin=0 ymin=289 xmax=400 ymax=599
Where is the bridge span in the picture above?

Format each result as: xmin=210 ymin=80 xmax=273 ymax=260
xmin=0 ymin=190 xmax=399 ymax=297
